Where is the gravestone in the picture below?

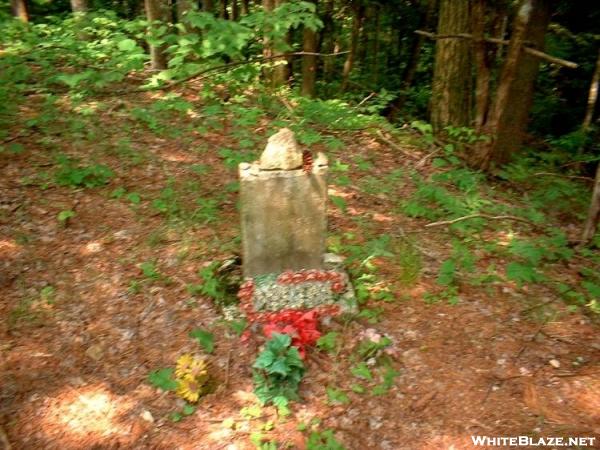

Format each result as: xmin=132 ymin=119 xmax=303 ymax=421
xmin=240 ymin=128 xmax=328 ymax=278
xmin=237 ymin=128 xmax=355 ymax=317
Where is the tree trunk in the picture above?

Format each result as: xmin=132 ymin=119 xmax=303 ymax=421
xmin=472 ymin=0 xmax=492 ymax=132
xmin=71 ymin=0 xmax=87 ymax=12
xmin=371 ymin=4 xmax=380 ymax=85
xmin=473 ymin=0 xmax=551 ymax=170
xmin=583 ymin=49 xmax=600 ymax=130
xmin=271 ymin=0 xmax=290 ymax=87
xmin=430 ymin=0 xmax=471 ymax=133
xmin=301 ymin=0 xmax=319 ymax=97
xmin=320 ymin=0 xmax=335 ymax=81
xmin=220 ymin=0 xmax=228 ymax=18
xmin=201 ymin=0 xmax=214 ymax=13
xmin=341 ymin=3 xmax=364 ymax=92
xmin=177 ymin=0 xmax=193 ymax=27
xmin=241 ymin=0 xmax=249 ymax=15
xmin=386 ymin=0 xmax=437 ymax=120
xmin=144 ymin=0 xmax=170 ymax=70
xmin=11 ymin=0 xmax=29 ymax=22
xmin=582 ymin=163 xmax=600 ymax=243
xmin=231 ymin=0 xmax=239 ymax=20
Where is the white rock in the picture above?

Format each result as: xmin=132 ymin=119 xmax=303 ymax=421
xmin=259 ymin=128 xmax=303 ymax=170
xmin=549 ymin=359 xmax=561 ymax=368
xmin=140 ymin=409 xmax=154 ymax=423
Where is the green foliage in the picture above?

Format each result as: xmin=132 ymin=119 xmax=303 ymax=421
xmin=148 ymin=368 xmax=178 ymax=391
xmin=188 ymin=261 xmax=238 ymax=307
xmin=326 ymin=387 xmax=349 ymax=405
xmin=55 ymin=155 xmax=113 ymax=188
xmin=350 ymin=362 xmax=373 ymax=381
xmin=306 ymin=429 xmax=346 ymax=450
xmin=316 ymin=331 xmax=339 ymax=353
xmin=253 ymin=333 xmax=305 ymax=405
xmin=189 ymin=328 xmax=215 ymax=354
xmin=57 ymin=209 xmax=76 ymax=225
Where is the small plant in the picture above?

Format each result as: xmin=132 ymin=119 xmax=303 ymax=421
xmin=316 ymin=331 xmax=339 ymax=354
xmin=55 ymin=155 xmax=113 ymax=188
xmin=57 ymin=210 xmax=75 ymax=226
xmin=306 ymin=428 xmax=346 ymax=450
xmin=326 ymin=387 xmax=349 ymax=405
xmin=189 ymin=328 xmax=215 ymax=354
xmin=253 ymin=333 xmax=305 ymax=405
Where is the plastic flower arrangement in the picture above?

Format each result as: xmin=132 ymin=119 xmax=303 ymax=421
xmin=174 ymin=354 xmax=209 ymax=403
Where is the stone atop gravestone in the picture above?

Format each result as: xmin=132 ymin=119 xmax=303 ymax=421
xmin=239 ymin=128 xmax=328 ymax=278
xmin=259 ymin=127 xmax=303 ymax=170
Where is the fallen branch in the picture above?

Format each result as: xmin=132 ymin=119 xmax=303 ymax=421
xmin=415 ymin=30 xmax=578 ymax=69
xmin=374 ymin=130 xmax=420 ymax=160
xmin=111 ymin=51 xmax=350 ymax=96
xmin=424 ymin=213 xmax=542 ymax=230
xmin=533 ymin=172 xmax=594 ymax=182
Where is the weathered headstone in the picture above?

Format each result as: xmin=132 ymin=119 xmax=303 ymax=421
xmin=240 ymin=128 xmax=328 ymax=278
xmin=236 ymin=128 xmax=356 ymax=317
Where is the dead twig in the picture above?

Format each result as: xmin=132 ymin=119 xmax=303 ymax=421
xmin=424 ymin=213 xmax=543 ymax=230
xmin=532 ymin=172 xmax=594 ymax=182
xmin=374 ymin=130 xmax=420 ymax=160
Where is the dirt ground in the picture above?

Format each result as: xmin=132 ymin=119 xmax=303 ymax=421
xmin=1 ymin=93 xmax=599 ymax=449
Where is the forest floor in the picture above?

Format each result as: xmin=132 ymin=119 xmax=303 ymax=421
xmin=1 ymin=87 xmax=600 ymax=450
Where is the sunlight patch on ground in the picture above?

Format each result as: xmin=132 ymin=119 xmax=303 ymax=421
xmin=41 ymin=385 xmax=137 ymax=441
xmin=0 ymin=239 xmax=22 ymax=257
xmin=81 ymin=241 xmax=103 ymax=255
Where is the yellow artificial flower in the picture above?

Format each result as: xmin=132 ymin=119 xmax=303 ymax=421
xmin=175 ymin=354 xmax=195 ymax=378
xmin=177 ymin=374 xmax=202 ymax=403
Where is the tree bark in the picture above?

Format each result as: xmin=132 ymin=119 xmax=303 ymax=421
xmin=341 ymin=3 xmax=364 ymax=92
xmin=11 ymin=0 xmax=29 ymax=22
xmin=301 ymin=0 xmax=319 ymax=97
xmin=271 ymin=0 xmax=290 ymax=86
xmin=473 ymin=0 xmax=551 ymax=170
xmin=231 ymin=0 xmax=239 ymax=20
xmin=241 ymin=0 xmax=249 ymax=15
xmin=320 ymin=0 xmax=335 ymax=81
xmin=386 ymin=0 xmax=437 ymax=120
xmin=70 ymin=0 xmax=87 ymax=12
xmin=582 ymin=163 xmax=600 ymax=243
xmin=583 ymin=49 xmax=600 ymax=130
xmin=472 ymin=0 xmax=492 ymax=132
xmin=371 ymin=4 xmax=380 ymax=85
xmin=220 ymin=0 xmax=228 ymax=18
xmin=430 ymin=0 xmax=471 ymax=133
xmin=201 ymin=0 xmax=214 ymax=13
xmin=144 ymin=0 xmax=170 ymax=70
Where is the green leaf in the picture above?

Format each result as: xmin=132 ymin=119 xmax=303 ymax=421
xmin=351 ymin=362 xmax=373 ymax=381
xmin=330 ymin=195 xmax=348 ymax=213
xmin=253 ymin=350 xmax=275 ymax=369
xmin=182 ymin=404 xmax=196 ymax=416
xmin=57 ymin=210 xmax=75 ymax=222
xmin=189 ymin=328 xmax=215 ymax=353
xmin=582 ymin=281 xmax=600 ymax=299
xmin=148 ymin=368 xmax=177 ymax=391
xmin=326 ymin=387 xmax=349 ymax=405
xmin=316 ymin=331 xmax=338 ymax=353
xmin=118 ymin=38 xmax=137 ymax=51
xmin=126 ymin=192 xmax=141 ymax=204
xmin=506 ymin=262 xmax=544 ymax=287
xmin=436 ymin=259 xmax=456 ymax=286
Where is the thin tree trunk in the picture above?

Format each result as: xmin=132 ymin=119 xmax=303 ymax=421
xmin=145 ymin=0 xmax=169 ymax=70
xmin=320 ymin=0 xmax=335 ymax=81
xmin=473 ymin=0 xmax=551 ymax=170
xmin=231 ymin=0 xmax=239 ymax=20
xmin=472 ymin=0 xmax=491 ymax=132
xmin=241 ymin=0 xmax=249 ymax=15
xmin=301 ymin=0 xmax=319 ymax=97
xmin=271 ymin=0 xmax=290 ymax=86
xmin=583 ymin=49 xmax=600 ymax=130
xmin=430 ymin=0 xmax=471 ymax=133
xmin=371 ymin=4 xmax=380 ymax=85
xmin=582 ymin=163 xmax=600 ymax=243
xmin=71 ymin=0 xmax=87 ymax=12
xmin=201 ymin=0 xmax=213 ymax=13
xmin=220 ymin=0 xmax=228 ymax=18
xmin=11 ymin=0 xmax=29 ymax=22
xmin=341 ymin=3 xmax=364 ymax=91
xmin=386 ymin=0 xmax=437 ymax=120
